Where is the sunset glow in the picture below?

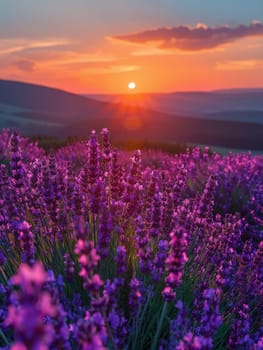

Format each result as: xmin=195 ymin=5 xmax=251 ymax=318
xmin=0 ymin=1 xmax=262 ymax=94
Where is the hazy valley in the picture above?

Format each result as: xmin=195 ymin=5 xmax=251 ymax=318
xmin=1 ymin=79 xmax=263 ymax=150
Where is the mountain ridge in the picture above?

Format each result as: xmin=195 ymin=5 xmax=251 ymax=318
xmin=1 ymin=79 xmax=263 ymax=150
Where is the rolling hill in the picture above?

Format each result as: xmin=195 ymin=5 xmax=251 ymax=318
xmin=1 ymin=79 xmax=263 ymax=150
xmin=87 ymin=90 xmax=263 ymax=121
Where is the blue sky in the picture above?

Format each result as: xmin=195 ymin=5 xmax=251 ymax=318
xmin=1 ymin=0 xmax=262 ymax=38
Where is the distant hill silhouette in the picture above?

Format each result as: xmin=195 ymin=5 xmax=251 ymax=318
xmin=0 ymin=79 xmax=111 ymax=122
xmin=1 ymin=79 xmax=263 ymax=150
xmin=87 ymin=90 xmax=263 ymax=116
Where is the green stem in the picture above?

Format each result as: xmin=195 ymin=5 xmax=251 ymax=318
xmin=150 ymin=302 xmax=168 ymax=350
xmin=92 ymin=213 xmax=97 ymax=246
xmin=0 ymin=329 xmax=9 ymax=345
xmin=0 ymin=267 xmax=8 ymax=284
xmin=133 ymin=294 xmax=151 ymax=350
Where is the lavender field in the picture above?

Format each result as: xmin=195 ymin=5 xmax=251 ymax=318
xmin=0 ymin=128 xmax=262 ymax=350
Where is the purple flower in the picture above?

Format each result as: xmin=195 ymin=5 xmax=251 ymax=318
xmin=63 ymin=253 xmax=75 ymax=281
xmin=128 ymin=278 xmax=142 ymax=317
xmin=101 ymin=128 xmax=112 ymax=169
xmin=13 ymin=220 xmax=35 ymax=265
xmin=151 ymin=191 xmax=162 ymax=237
xmin=229 ymin=303 xmax=252 ymax=348
xmin=176 ymin=332 xmax=209 ymax=350
xmin=97 ymin=203 xmax=112 ymax=258
xmin=108 ymin=310 xmax=127 ymax=349
xmin=163 ymin=230 xmax=188 ymax=302
xmin=136 ymin=216 xmax=152 ymax=274
xmin=6 ymin=262 xmax=57 ymax=350
xmin=76 ymin=311 xmax=107 ymax=350
xmin=115 ymin=245 xmax=127 ymax=275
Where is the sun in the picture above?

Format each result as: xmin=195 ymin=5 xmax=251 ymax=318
xmin=128 ymin=82 xmax=136 ymax=90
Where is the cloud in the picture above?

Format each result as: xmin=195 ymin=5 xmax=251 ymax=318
xmin=0 ymin=37 xmax=118 ymax=73
xmin=14 ymin=59 xmax=36 ymax=72
xmin=83 ymin=64 xmax=141 ymax=75
xmin=112 ymin=21 xmax=263 ymax=51
xmin=0 ymin=38 xmax=70 ymax=56
xmin=216 ymin=59 xmax=263 ymax=71
xmin=131 ymin=47 xmax=175 ymax=56
xmin=51 ymin=53 xmax=117 ymax=69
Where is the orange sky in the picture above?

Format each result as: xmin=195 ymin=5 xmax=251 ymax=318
xmin=0 ymin=1 xmax=263 ymax=94
xmin=1 ymin=35 xmax=263 ymax=94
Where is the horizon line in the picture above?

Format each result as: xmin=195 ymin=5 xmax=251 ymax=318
xmin=1 ymin=78 xmax=263 ymax=96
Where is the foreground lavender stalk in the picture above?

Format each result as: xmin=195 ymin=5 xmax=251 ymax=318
xmin=5 ymin=262 xmax=57 ymax=350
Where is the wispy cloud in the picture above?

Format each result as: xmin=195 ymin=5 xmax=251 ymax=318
xmin=0 ymin=37 xmax=118 ymax=74
xmin=14 ymin=59 xmax=36 ymax=72
xmin=49 ymin=53 xmax=117 ymax=69
xmin=131 ymin=47 xmax=175 ymax=57
xmin=83 ymin=64 xmax=141 ymax=75
xmin=216 ymin=59 xmax=263 ymax=71
xmin=111 ymin=21 xmax=263 ymax=51
xmin=0 ymin=38 xmax=70 ymax=56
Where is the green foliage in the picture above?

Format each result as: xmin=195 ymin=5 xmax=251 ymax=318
xmin=30 ymin=135 xmax=196 ymax=155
